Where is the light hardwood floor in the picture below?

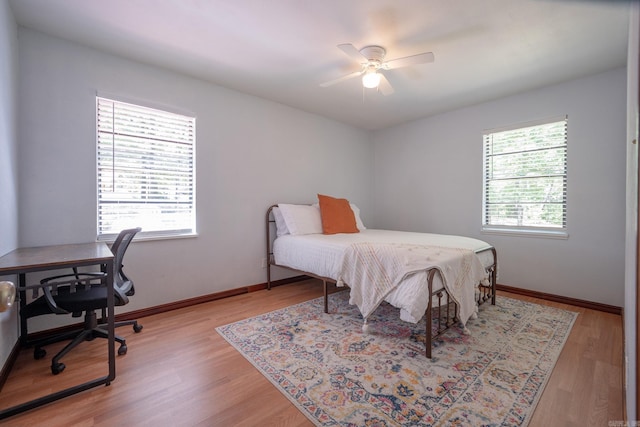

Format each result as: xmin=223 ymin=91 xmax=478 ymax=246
xmin=0 ymin=280 xmax=624 ymax=426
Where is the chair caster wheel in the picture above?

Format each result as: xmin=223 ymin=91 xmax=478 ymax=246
xmin=133 ymin=323 xmax=143 ymax=333
xmin=34 ymin=347 xmax=46 ymax=360
xmin=118 ymin=344 xmax=127 ymax=355
xmin=51 ymin=362 xmax=65 ymax=375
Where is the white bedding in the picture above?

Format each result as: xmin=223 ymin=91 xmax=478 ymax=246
xmin=273 ymin=229 xmax=494 ymax=323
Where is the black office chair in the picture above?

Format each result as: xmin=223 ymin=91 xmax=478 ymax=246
xmin=21 ymin=227 xmax=143 ymax=375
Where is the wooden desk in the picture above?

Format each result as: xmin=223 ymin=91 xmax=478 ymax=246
xmin=0 ymin=242 xmax=115 ymax=419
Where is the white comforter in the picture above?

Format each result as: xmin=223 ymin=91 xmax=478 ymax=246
xmin=337 ymin=242 xmax=487 ymax=327
xmin=273 ymin=229 xmax=494 ymax=323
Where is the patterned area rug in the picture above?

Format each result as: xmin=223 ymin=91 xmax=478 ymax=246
xmin=216 ymin=291 xmax=577 ymax=426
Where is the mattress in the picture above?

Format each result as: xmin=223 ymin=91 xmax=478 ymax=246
xmin=273 ymin=229 xmax=494 ymax=323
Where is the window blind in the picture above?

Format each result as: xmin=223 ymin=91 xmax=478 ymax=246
xmin=97 ymin=97 xmax=196 ymax=240
xmin=482 ymin=116 xmax=567 ymax=235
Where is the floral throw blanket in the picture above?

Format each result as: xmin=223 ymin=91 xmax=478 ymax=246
xmin=336 ymin=242 xmax=488 ymax=327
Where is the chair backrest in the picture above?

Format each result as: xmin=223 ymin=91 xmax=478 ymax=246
xmin=110 ymin=227 xmax=141 ymax=304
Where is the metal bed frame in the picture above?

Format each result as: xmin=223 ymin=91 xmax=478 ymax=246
xmin=265 ymin=204 xmax=497 ymax=358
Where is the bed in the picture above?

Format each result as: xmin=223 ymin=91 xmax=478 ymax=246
xmin=265 ymin=200 xmax=497 ymax=358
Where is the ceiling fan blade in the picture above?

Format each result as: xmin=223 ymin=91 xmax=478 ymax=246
xmin=384 ymin=52 xmax=434 ymax=70
xmin=319 ymin=69 xmax=364 ymax=87
xmin=378 ymin=73 xmax=394 ymax=96
xmin=337 ymin=43 xmax=368 ymax=63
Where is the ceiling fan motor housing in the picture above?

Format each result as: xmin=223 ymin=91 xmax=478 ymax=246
xmin=359 ymin=45 xmax=386 ymax=65
xmin=321 ymin=42 xmax=434 ymax=94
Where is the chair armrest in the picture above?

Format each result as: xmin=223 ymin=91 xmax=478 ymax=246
xmin=41 ymin=286 xmax=70 ymax=315
xmin=40 ymin=272 xmax=106 ymax=284
xmin=39 ymin=272 xmax=107 ymax=313
xmin=114 ymin=281 xmax=130 ymax=305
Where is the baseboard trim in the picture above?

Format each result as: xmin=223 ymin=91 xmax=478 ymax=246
xmin=13 ymin=278 xmax=621 ymax=359
xmin=0 ymin=340 xmax=20 ymax=392
xmin=497 ymin=284 xmax=622 ymax=315
xmin=115 ymin=275 xmax=311 ymax=320
xmin=24 ymin=275 xmax=311 ymax=340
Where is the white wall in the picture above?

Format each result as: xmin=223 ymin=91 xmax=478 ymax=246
xmin=372 ymin=67 xmax=627 ymax=307
xmin=16 ymin=28 xmax=373 ymax=326
xmin=625 ymin=2 xmax=638 ymax=421
xmin=8 ymin=9 xmax=629 ymax=363
xmin=0 ymin=0 xmax=19 ymax=370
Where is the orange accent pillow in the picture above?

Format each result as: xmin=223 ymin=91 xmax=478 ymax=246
xmin=317 ymin=194 xmax=359 ymax=235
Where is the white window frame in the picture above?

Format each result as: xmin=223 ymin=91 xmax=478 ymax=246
xmin=482 ymin=115 xmax=568 ymax=239
xmin=96 ymin=96 xmax=196 ymax=241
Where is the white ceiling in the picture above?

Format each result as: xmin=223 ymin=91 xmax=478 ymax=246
xmin=8 ymin=0 xmax=630 ymax=130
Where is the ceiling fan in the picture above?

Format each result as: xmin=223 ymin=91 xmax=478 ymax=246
xmin=320 ymin=43 xmax=435 ymax=95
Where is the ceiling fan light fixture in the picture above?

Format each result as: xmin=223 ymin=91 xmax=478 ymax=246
xmin=362 ymin=70 xmax=381 ymax=89
xmin=320 ymin=43 xmax=434 ymax=95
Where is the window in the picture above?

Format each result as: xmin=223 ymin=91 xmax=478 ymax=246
xmin=482 ymin=116 xmax=567 ymax=237
xmin=97 ymin=96 xmax=196 ymax=241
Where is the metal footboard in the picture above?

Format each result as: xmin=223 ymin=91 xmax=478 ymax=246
xmin=423 ymin=248 xmax=497 ymax=358
xmin=266 ymin=204 xmax=497 ymax=358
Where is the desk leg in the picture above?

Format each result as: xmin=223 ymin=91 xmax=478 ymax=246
xmin=106 ymin=259 xmax=115 ymax=384
xmin=19 ymin=274 xmax=27 ymax=346
xmin=1 ymin=262 xmax=116 ymax=420
xmin=0 ymin=376 xmax=112 ymax=418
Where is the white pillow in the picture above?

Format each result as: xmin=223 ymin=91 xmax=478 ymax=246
xmin=271 ymin=207 xmax=289 ymax=237
xmin=277 ymin=204 xmax=322 ymax=235
xmin=312 ymin=202 xmax=366 ymax=231
xmin=350 ymin=204 xmax=367 ymax=230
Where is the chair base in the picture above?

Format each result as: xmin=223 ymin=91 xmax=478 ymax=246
xmin=31 ymin=310 xmax=142 ymax=375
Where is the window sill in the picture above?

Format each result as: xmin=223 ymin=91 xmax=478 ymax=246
xmin=97 ymin=232 xmax=198 ymax=244
xmin=481 ymin=227 xmax=568 ymax=240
